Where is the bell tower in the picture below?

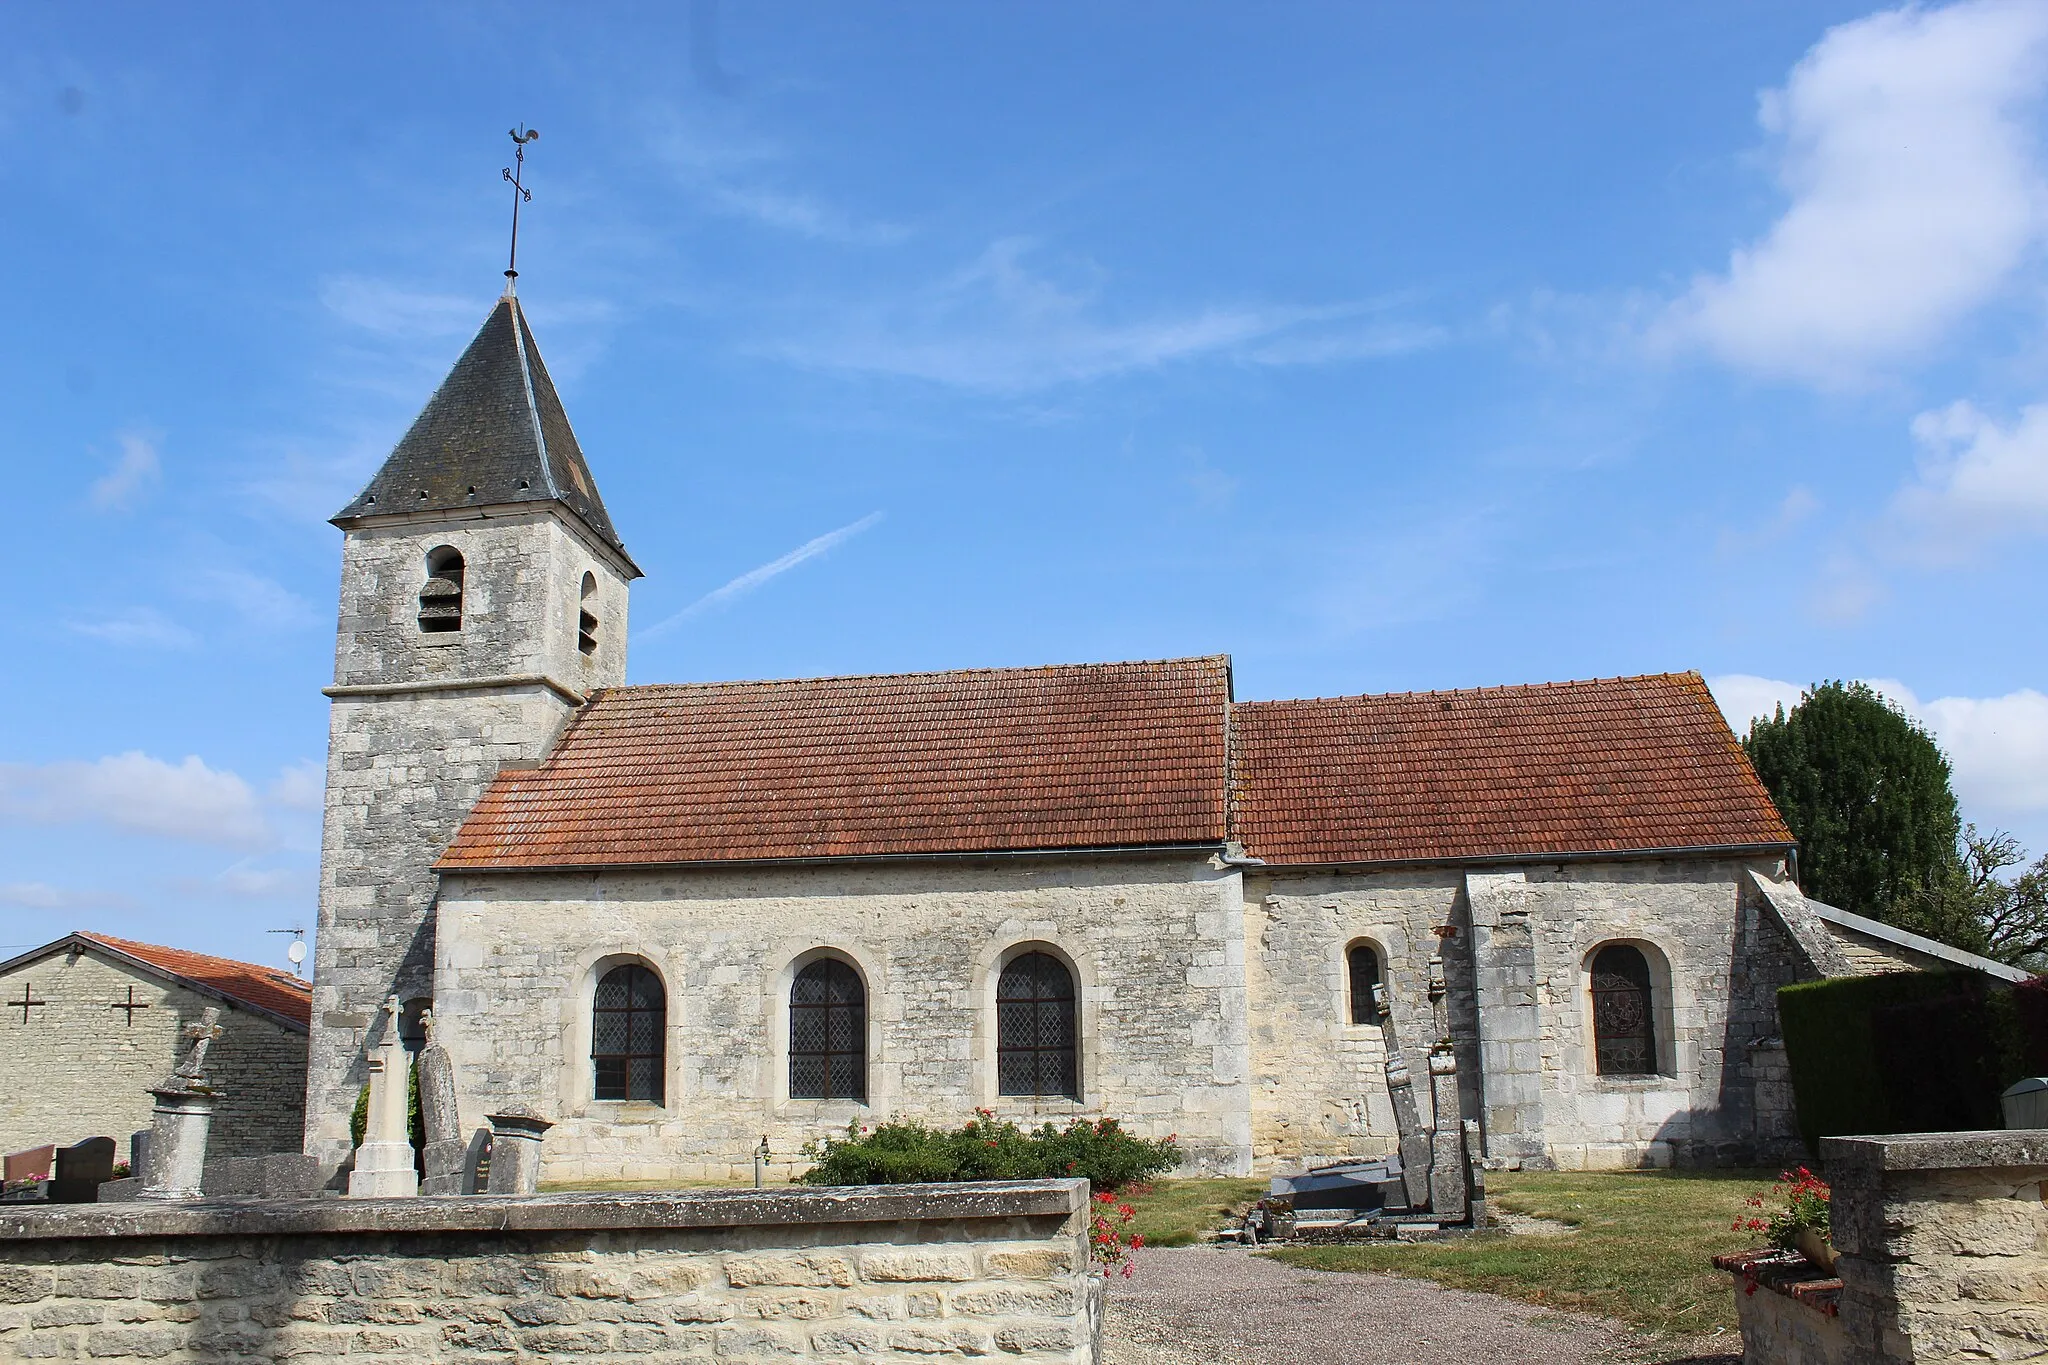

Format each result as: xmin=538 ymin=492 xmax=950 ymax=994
xmin=305 ymin=288 xmax=641 ymax=1176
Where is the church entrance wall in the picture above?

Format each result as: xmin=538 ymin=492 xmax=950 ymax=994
xmin=431 ymin=853 xmax=1253 ymax=1183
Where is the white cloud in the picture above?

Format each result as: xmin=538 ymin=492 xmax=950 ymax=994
xmin=638 ymin=512 xmax=884 ymax=641
xmin=67 ymin=608 xmax=198 ymax=650
xmin=168 ymin=861 xmax=315 ymax=901
xmin=187 ymin=568 xmax=315 ymax=631
xmin=1709 ymin=674 xmax=2048 ymax=814
xmin=1893 ymin=398 xmax=2048 ymax=554
xmin=1657 ymin=0 xmax=2048 ymax=384
xmin=267 ymin=760 xmax=324 ymax=812
xmin=767 ymin=238 xmax=1420 ymax=392
xmin=320 ymin=276 xmax=480 ymax=338
xmin=0 ymin=752 xmax=270 ymax=847
xmin=0 ymin=881 xmax=137 ymax=911
xmin=706 ymin=184 xmax=908 ymax=245
xmin=89 ymin=432 xmax=161 ymax=512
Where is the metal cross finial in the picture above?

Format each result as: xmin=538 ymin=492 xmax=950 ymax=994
xmin=502 ymin=125 xmax=541 ymax=290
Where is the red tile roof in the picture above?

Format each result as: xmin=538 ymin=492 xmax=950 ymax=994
xmin=1232 ymin=672 xmax=1793 ymax=865
xmin=437 ymin=657 xmax=1233 ymax=869
xmin=436 ymin=662 xmax=1791 ymax=872
xmin=76 ymin=933 xmax=311 ymax=1030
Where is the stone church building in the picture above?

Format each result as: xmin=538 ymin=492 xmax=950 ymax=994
xmin=305 ymin=288 xmax=1980 ymax=1186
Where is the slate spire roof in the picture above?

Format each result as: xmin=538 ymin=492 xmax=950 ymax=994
xmin=332 ymin=292 xmax=636 ymax=571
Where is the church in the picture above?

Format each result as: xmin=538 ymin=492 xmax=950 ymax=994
xmin=304 ymin=286 xmax=1976 ymax=1187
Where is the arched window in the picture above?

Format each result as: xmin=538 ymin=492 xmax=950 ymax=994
xmin=591 ymin=963 xmax=664 ymax=1102
xmin=996 ymin=952 xmax=1078 ymax=1100
xmin=578 ymin=572 xmax=598 ymax=656
xmin=419 ymin=547 xmax=464 ymax=633
xmin=1347 ymin=943 xmax=1383 ymax=1025
xmin=789 ymin=957 xmax=866 ymax=1101
xmin=1590 ymin=944 xmax=1657 ymax=1076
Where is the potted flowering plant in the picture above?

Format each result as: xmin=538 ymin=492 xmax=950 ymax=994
xmin=1734 ymin=1167 xmax=1834 ymax=1272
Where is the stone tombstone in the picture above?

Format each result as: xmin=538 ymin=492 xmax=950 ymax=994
xmin=347 ymin=996 xmax=419 ymax=1198
xmin=3 ymin=1146 xmax=54 ymax=1186
xmin=1371 ymin=982 xmax=1433 ymax=1211
xmin=1427 ymin=1049 xmax=1469 ymax=1223
xmin=414 ymin=1011 xmax=468 ymax=1195
xmin=49 ymin=1138 xmax=116 ymax=1204
xmin=140 ymin=1007 xmax=224 ymax=1201
xmin=484 ymin=1105 xmax=554 ymax=1196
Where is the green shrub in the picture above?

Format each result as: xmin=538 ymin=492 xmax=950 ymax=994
xmin=1778 ymin=970 xmax=2036 ymax=1151
xmin=798 ymin=1111 xmax=1177 ymax=1191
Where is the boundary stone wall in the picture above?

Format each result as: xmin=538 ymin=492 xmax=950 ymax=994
xmin=0 ymin=1180 xmax=1100 ymax=1363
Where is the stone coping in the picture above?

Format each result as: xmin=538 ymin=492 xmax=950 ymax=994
xmin=0 ymin=1179 xmax=1088 ymax=1243
xmin=1820 ymin=1129 xmax=2048 ymax=1175
xmin=1713 ymin=1249 xmax=1842 ymax=1316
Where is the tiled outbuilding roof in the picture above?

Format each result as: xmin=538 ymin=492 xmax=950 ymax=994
xmin=331 ymin=293 xmax=636 ymax=570
xmin=437 ymin=657 xmax=1234 ymax=869
xmin=0 ymin=933 xmax=311 ymax=1031
xmin=1232 ymin=672 xmax=1793 ymax=865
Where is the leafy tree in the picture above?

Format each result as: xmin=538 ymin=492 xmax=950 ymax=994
xmin=1890 ymin=827 xmax=2048 ymax=970
xmin=1743 ymin=682 xmax=1961 ymax=922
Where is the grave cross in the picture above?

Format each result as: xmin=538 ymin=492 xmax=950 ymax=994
xmin=173 ymin=1007 xmax=224 ymax=1080
xmin=10 ymin=981 xmax=46 ymax=1024
xmin=110 ymin=985 xmax=151 ymax=1025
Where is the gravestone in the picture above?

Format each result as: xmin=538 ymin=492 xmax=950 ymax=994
xmin=348 ymin=996 xmax=419 ymax=1197
xmin=484 ymin=1106 xmax=553 ymax=1195
xmin=200 ymin=1153 xmax=324 ymax=1200
xmin=415 ymin=1011 xmax=467 ymax=1195
xmin=49 ymin=1138 xmax=116 ymax=1204
xmin=141 ymin=1008 xmax=224 ymax=1201
xmin=1371 ymin=983 xmax=1433 ymax=1210
xmin=3 ymin=1146 xmax=54 ymax=1186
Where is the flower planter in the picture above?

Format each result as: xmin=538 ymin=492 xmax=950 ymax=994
xmin=1792 ymin=1224 xmax=1837 ymax=1274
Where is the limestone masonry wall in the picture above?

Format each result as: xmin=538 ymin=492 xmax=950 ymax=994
xmin=0 ymin=1181 xmax=1099 ymax=1364
xmin=1826 ymin=1131 xmax=2048 ymax=1364
xmin=0 ymin=952 xmax=304 ymax=1165
xmin=310 ymin=509 xmax=628 ymax=1176
xmin=433 ymin=855 xmax=1251 ymax=1182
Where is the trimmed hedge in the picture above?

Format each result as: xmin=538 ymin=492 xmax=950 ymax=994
xmin=1778 ymin=971 xmax=2045 ymax=1151
xmin=797 ymin=1112 xmax=1179 ymax=1190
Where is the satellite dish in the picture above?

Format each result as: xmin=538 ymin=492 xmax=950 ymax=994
xmin=287 ymin=941 xmax=307 ymax=966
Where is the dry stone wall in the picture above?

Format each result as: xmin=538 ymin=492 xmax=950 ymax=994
xmin=0 ymin=1182 xmax=1099 ymax=1364
xmin=433 ymin=855 xmax=1252 ymax=1182
xmin=0 ymin=951 xmax=304 ymax=1164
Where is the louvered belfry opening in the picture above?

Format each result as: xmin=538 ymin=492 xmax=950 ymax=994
xmin=592 ymin=963 xmax=665 ymax=1102
xmin=418 ymin=546 xmax=465 ymax=633
xmin=578 ymin=571 xmax=599 ymax=656
xmin=1591 ymin=943 xmax=1657 ymax=1076
xmin=789 ymin=957 xmax=866 ymax=1102
xmin=996 ymin=952 xmax=1078 ymax=1100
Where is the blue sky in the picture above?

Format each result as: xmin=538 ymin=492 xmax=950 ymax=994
xmin=4 ymin=1 xmax=2047 ymax=970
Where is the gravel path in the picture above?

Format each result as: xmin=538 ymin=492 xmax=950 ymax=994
xmin=1100 ymin=1245 xmax=1740 ymax=1365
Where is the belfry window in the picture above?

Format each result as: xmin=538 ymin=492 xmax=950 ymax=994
xmin=789 ymin=957 xmax=866 ymax=1102
xmin=591 ymin=963 xmax=664 ymax=1103
xmin=578 ymin=572 xmax=598 ymax=656
xmin=1590 ymin=944 xmax=1657 ymax=1077
xmin=1347 ymin=943 xmax=1383 ymax=1025
xmin=997 ymin=952 xmax=1078 ymax=1100
xmin=419 ymin=547 xmax=464 ymax=633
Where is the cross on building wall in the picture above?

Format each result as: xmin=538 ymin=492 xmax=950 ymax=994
xmin=110 ymin=985 xmax=151 ymax=1025
xmin=10 ymin=981 xmax=47 ymax=1023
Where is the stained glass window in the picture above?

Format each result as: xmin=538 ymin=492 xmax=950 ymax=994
xmin=996 ymin=952 xmax=1078 ymax=1099
xmin=1590 ymin=944 xmax=1657 ymax=1077
xmin=592 ymin=963 xmax=665 ymax=1102
xmin=1347 ymin=944 xmax=1382 ymax=1025
xmin=790 ymin=957 xmax=866 ymax=1102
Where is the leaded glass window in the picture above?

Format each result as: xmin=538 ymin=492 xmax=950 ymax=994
xmin=790 ymin=957 xmax=866 ymax=1102
xmin=996 ymin=952 xmax=1078 ymax=1100
xmin=1347 ymin=944 xmax=1382 ymax=1025
xmin=1590 ymin=944 xmax=1656 ymax=1077
xmin=592 ymin=963 xmax=665 ymax=1102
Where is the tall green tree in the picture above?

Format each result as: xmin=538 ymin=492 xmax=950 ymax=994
xmin=1743 ymin=682 xmax=1961 ymax=923
xmin=1889 ymin=827 xmax=2048 ymax=969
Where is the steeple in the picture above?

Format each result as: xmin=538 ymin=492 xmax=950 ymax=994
xmin=332 ymin=294 xmax=640 ymax=577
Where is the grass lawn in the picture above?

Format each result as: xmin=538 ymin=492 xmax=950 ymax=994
xmin=1117 ymin=1178 xmax=1268 ymax=1248
xmin=1267 ymin=1168 xmax=1768 ymax=1337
